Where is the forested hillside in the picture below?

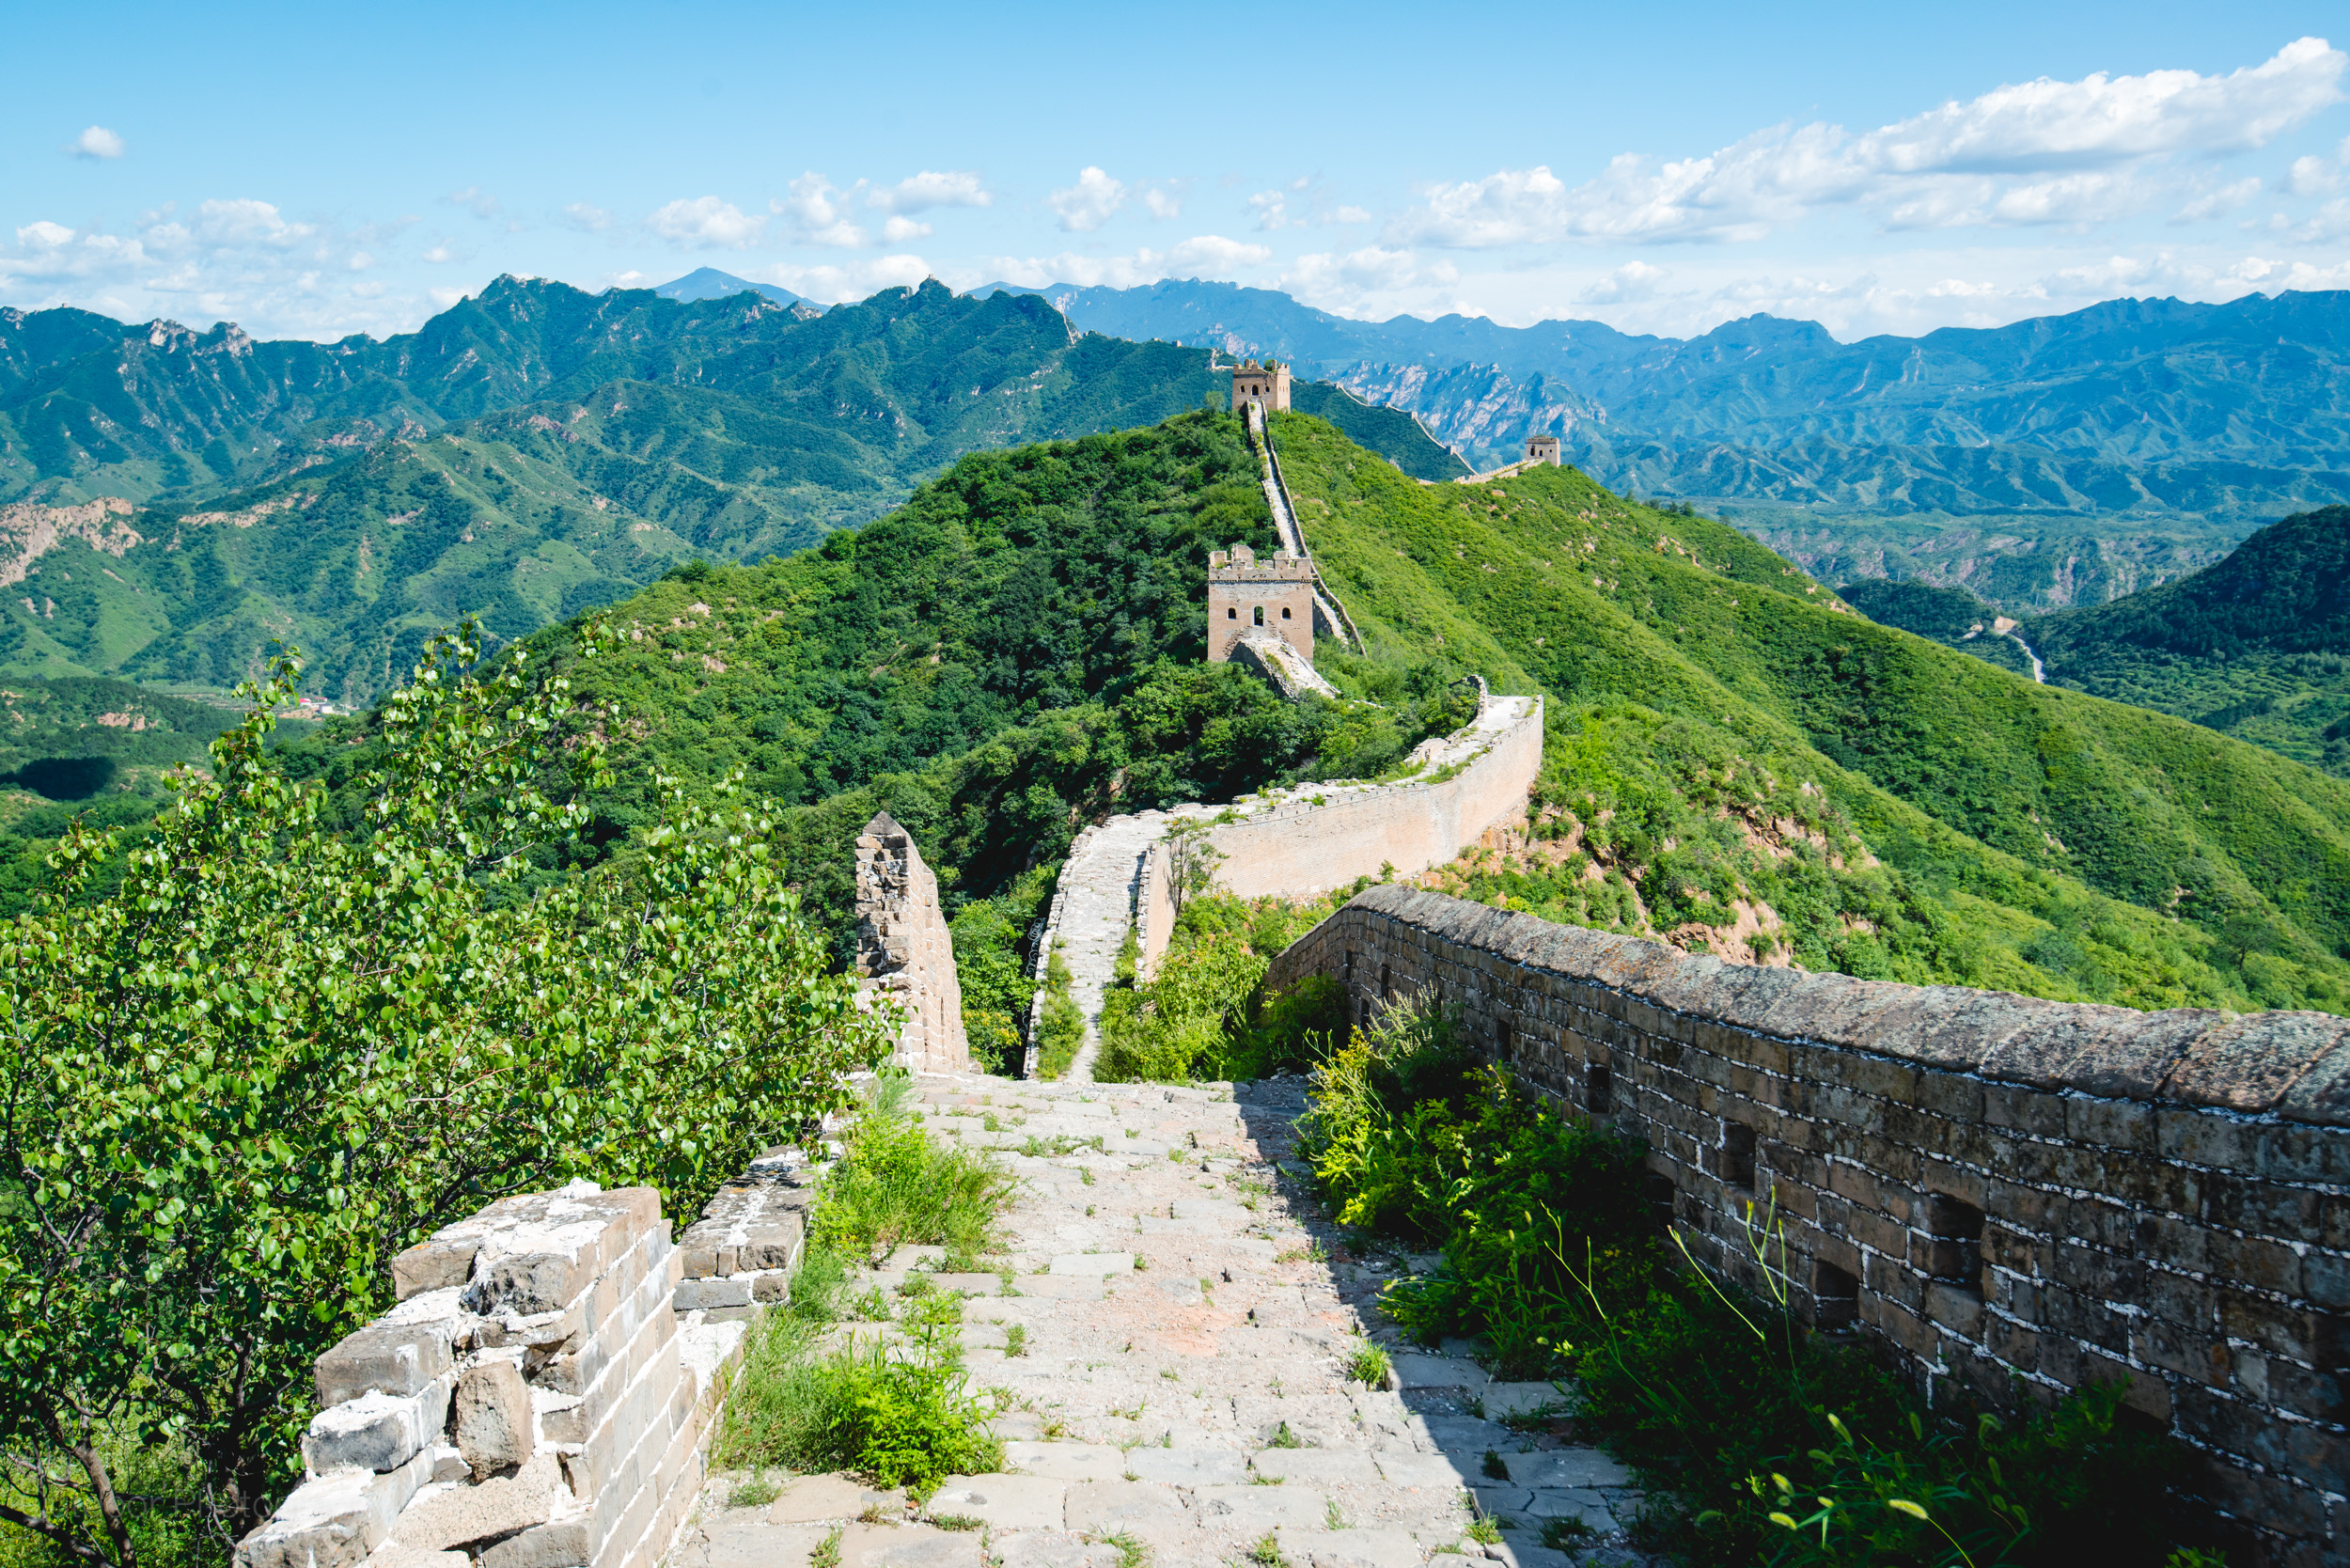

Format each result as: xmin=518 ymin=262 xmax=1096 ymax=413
xmin=0 ymin=278 xmax=1458 ymax=701
xmin=2022 ymin=505 xmax=2350 ymax=776
xmin=269 ymin=411 xmax=1478 ymax=989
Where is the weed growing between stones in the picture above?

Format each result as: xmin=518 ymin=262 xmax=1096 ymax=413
xmin=1299 ymin=995 xmax=2201 ymax=1567
xmin=1342 ymin=1342 xmax=1391 ymax=1388
xmin=808 ymin=1072 xmax=1017 ymax=1268
xmin=715 ymin=1076 xmax=1011 ymax=1495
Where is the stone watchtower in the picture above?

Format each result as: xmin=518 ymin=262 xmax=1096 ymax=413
xmin=1525 ymin=432 xmax=1562 ymax=466
xmin=1230 ymin=358 xmax=1292 ymax=413
xmin=1207 ymin=541 xmax=1316 ymax=662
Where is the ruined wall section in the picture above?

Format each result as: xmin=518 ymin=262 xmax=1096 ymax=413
xmin=1265 ymin=885 xmax=2350 ymax=1561
xmin=854 ymin=811 xmax=967 ymax=1074
xmin=236 ymin=1184 xmax=731 ymax=1568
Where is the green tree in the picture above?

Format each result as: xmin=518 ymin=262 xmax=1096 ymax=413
xmin=0 ymin=625 xmax=893 ymax=1568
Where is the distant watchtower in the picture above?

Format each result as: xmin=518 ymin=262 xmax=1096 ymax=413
xmin=1525 ymin=432 xmax=1562 ymax=466
xmin=1230 ymin=358 xmax=1292 ymax=413
xmin=1207 ymin=541 xmax=1315 ymax=662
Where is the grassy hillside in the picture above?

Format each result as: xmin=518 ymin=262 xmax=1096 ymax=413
xmin=1289 ymin=383 xmax=1467 ymax=481
xmin=1273 ymin=412 xmax=2350 ymax=1014
xmin=2020 ymin=504 xmax=2350 ymax=776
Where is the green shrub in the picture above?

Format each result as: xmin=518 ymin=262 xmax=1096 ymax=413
xmin=1093 ymin=891 xmax=1349 ymax=1083
xmin=808 ymin=1074 xmax=1015 ymax=1269
xmin=0 ymin=629 xmax=891 ymax=1568
xmin=718 ymin=1085 xmax=1014 ymax=1497
xmin=1034 ymin=945 xmax=1086 ymax=1080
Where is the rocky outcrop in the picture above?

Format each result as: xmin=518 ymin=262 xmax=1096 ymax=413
xmin=854 ymin=812 xmax=967 ymax=1074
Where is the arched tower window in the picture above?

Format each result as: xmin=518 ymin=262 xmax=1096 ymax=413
xmin=1280 ymin=606 xmax=1292 ymax=619
xmin=1253 ymin=605 xmax=1264 ymax=625
xmin=1227 ymin=606 xmax=1237 ymax=619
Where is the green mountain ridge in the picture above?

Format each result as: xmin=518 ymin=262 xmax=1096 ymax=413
xmin=246 ymin=410 xmax=2348 ymax=1028
xmin=1843 ymin=506 xmax=2350 ymax=777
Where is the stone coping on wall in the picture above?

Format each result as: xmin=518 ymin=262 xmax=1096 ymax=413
xmin=1293 ymin=885 xmax=2350 ymax=1122
xmin=1263 ymin=884 xmax=2350 ymax=1560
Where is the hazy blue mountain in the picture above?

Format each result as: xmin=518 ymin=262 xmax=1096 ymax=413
xmin=653 ymin=268 xmax=824 ymax=312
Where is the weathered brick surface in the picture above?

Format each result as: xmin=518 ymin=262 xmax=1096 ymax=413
xmin=238 ymin=1180 xmax=744 ymax=1568
xmin=854 ymin=811 xmax=967 ymax=1073
xmin=1265 ymin=885 xmax=2350 ymax=1562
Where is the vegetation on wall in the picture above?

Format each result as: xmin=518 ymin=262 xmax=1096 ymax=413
xmin=1295 ymin=996 xmax=2200 ymax=1567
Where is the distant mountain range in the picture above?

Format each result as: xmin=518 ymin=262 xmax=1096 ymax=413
xmin=652 ymin=268 xmax=824 ymax=313
xmin=0 ymin=276 xmax=1459 ymax=701
xmin=983 ymin=279 xmax=2350 ymax=607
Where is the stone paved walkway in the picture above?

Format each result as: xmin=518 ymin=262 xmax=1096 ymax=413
xmin=1043 ymin=816 xmax=1171 ymax=1083
xmin=670 ymin=1074 xmax=1648 ymax=1568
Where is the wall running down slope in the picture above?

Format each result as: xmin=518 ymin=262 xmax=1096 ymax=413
xmin=1265 ymin=885 xmax=2350 ymax=1560
xmin=1022 ymin=692 xmax=1543 ymax=1080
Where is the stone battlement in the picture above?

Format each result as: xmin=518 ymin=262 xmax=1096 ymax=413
xmin=854 ymin=811 xmax=967 ymax=1073
xmin=1265 ymin=885 xmax=2350 ymax=1560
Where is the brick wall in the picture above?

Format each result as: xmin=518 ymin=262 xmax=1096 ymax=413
xmin=236 ymin=1184 xmax=741 ymax=1568
xmin=1266 ymin=884 xmax=2350 ymax=1562
xmin=854 ymin=810 xmax=968 ymax=1073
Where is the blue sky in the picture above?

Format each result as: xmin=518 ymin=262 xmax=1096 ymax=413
xmin=6 ymin=0 xmax=2348 ymax=342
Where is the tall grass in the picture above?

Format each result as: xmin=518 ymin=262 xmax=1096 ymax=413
xmin=715 ymin=1072 xmax=1013 ymax=1497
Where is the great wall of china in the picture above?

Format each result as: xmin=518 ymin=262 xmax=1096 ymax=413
xmin=229 ymin=370 xmax=2348 ymax=1568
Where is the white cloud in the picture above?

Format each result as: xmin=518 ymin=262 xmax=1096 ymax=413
xmin=1391 ymin=37 xmax=2346 ymax=246
xmin=881 ymin=215 xmax=932 ymax=243
xmin=421 ymin=243 xmax=458 ymax=263
xmin=16 ymin=220 xmax=77 ymax=249
xmin=1334 ymin=205 xmax=1371 ymax=224
xmin=756 ymin=255 xmax=932 ymax=302
xmin=445 ymin=186 xmax=502 ymax=219
xmin=2171 ymin=177 xmax=2263 ymax=222
xmin=347 ymin=250 xmax=376 ymax=272
xmin=560 ymin=202 xmax=613 ymax=232
xmin=977 ymin=234 xmax=1268 ymax=290
xmin=866 ymin=170 xmax=992 ymax=213
xmin=1247 ymin=190 xmax=1295 ymax=230
xmin=1579 ymin=260 xmax=1671 ymax=304
xmin=1049 ymin=167 xmax=1125 ymax=232
xmin=645 ymin=196 xmax=765 ymax=249
xmin=772 ymin=175 xmax=865 ymax=247
xmin=2285 ymin=133 xmax=2350 ymax=195
xmin=1143 ymin=188 xmax=1183 ymax=219
xmin=68 ymin=125 xmax=125 ymax=160
xmin=1169 ymin=235 xmax=1273 ymax=268
xmin=1278 ymin=245 xmax=1458 ymax=311
xmin=190 ymin=199 xmax=311 ymax=247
